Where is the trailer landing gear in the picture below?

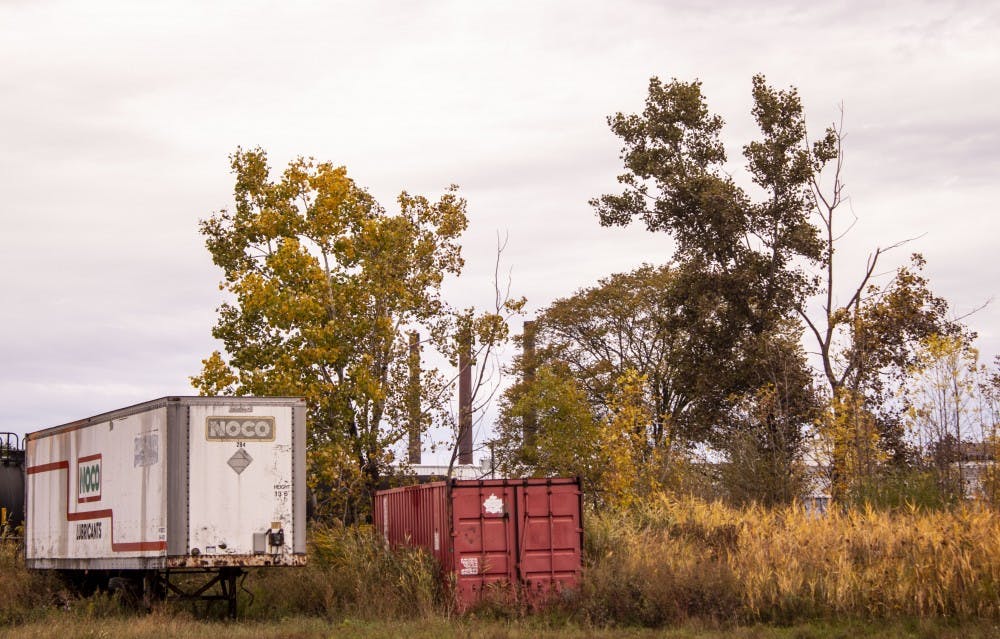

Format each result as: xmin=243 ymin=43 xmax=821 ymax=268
xmin=157 ymin=567 xmax=248 ymax=618
xmin=59 ymin=567 xmax=253 ymax=618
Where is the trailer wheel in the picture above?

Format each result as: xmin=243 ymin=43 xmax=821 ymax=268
xmin=58 ymin=569 xmax=105 ymax=597
xmin=108 ymin=575 xmax=141 ymax=608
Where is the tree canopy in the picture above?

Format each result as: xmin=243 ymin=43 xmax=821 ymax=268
xmin=495 ymin=262 xmax=818 ymax=505
xmin=196 ymin=75 xmax=978 ymax=514
xmin=496 ymin=74 xmax=969 ymax=506
xmin=192 ymin=148 xmax=468 ymax=520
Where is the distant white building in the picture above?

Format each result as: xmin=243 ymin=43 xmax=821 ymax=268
xmin=952 ymin=442 xmax=996 ymax=500
xmin=399 ymin=455 xmax=498 ymax=482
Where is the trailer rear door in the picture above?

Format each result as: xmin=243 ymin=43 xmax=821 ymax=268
xmin=186 ymin=403 xmax=296 ymax=559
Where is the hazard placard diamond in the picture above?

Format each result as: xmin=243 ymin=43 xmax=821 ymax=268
xmin=227 ymin=449 xmax=253 ymax=475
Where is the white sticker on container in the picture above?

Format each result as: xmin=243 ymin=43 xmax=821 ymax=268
xmin=483 ymin=493 xmax=503 ymax=514
xmin=460 ymin=557 xmax=479 ymax=575
xmin=434 ymin=531 xmax=440 ymax=551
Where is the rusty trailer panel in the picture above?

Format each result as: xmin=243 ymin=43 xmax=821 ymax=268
xmin=374 ymin=477 xmax=583 ymax=610
xmin=165 ymin=553 xmax=309 ymax=569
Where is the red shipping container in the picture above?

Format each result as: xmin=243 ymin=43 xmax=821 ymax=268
xmin=374 ymin=478 xmax=583 ymax=610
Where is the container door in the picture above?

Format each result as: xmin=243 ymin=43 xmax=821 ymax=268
xmin=376 ymin=483 xmax=449 ymax=568
xmin=516 ymin=480 xmax=583 ymax=603
xmin=186 ymin=404 xmax=295 ymax=560
xmin=451 ymin=483 xmax=517 ymax=607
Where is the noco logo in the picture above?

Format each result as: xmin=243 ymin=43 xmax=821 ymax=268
xmin=78 ymin=455 xmax=102 ymax=503
xmin=206 ymin=416 xmax=276 ymax=442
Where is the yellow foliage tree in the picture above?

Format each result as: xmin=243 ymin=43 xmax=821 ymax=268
xmin=903 ymin=334 xmax=994 ymax=502
xmin=191 ymin=148 xmax=469 ymax=522
xmin=816 ymin=388 xmax=885 ymax=502
xmin=495 ymin=366 xmax=665 ymax=508
xmin=600 ymin=369 xmax=652 ymax=509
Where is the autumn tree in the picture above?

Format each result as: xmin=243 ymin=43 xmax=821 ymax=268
xmin=804 ymin=122 xmax=965 ymax=468
xmin=599 ymin=369 xmax=656 ymax=508
xmin=902 ymin=334 xmax=989 ymax=501
xmin=493 ymin=364 xmax=657 ymax=508
xmin=978 ymin=358 xmax=1000 ymax=505
xmin=593 ymin=75 xmax=963 ymax=501
xmin=493 ymin=363 xmax=603 ymax=491
xmin=519 ymin=265 xmax=699 ymax=445
xmin=494 ymin=263 xmax=711 ymax=488
xmin=813 ymin=387 xmax=885 ymax=505
xmin=191 ymin=148 xmax=468 ymax=521
xmin=496 ymin=263 xmax=816 ymax=505
xmin=801 ymin=130 xmax=966 ymax=499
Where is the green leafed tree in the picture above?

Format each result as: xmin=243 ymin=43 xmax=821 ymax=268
xmin=495 ymin=263 xmax=816 ymax=505
xmin=493 ymin=363 xmax=603 ymax=491
xmin=520 ymin=265 xmax=698 ymax=444
xmin=589 ymin=76 xmax=823 ymax=451
xmin=592 ymin=76 xmax=822 ymax=326
xmin=719 ymin=324 xmax=819 ymax=506
xmin=191 ymin=148 xmax=467 ymax=521
xmin=592 ymin=74 xmax=964 ymax=501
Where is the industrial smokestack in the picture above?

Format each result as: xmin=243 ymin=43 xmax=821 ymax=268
xmin=522 ymin=320 xmax=537 ymax=448
xmin=458 ymin=330 xmax=473 ymax=465
xmin=407 ymin=331 xmax=421 ymax=465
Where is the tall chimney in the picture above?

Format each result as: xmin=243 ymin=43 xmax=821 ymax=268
xmin=407 ymin=331 xmax=421 ymax=465
xmin=522 ymin=320 xmax=537 ymax=448
xmin=458 ymin=329 xmax=473 ymax=465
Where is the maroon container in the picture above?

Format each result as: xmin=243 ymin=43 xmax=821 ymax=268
xmin=374 ymin=477 xmax=583 ymax=610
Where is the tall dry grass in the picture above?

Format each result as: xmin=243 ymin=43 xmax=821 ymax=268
xmin=244 ymin=522 xmax=441 ymax=620
xmin=0 ymin=536 xmax=65 ymax=623
xmin=581 ymin=494 xmax=1000 ymax=624
xmin=1 ymin=500 xmax=998 ymax=628
xmin=0 ymin=523 xmax=441 ymax=624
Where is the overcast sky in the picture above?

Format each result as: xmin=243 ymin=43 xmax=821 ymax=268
xmin=2 ymin=1 xmax=998 ymax=458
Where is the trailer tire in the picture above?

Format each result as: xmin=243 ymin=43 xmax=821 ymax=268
xmin=58 ymin=569 xmax=105 ymax=597
xmin=108 ymin=575 xmax=141 ymax=608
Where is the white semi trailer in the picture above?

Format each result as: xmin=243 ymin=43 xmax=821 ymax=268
xmin=24 ymin=396 xmax=307 ymax=615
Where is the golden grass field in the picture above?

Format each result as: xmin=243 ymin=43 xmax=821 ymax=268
xmin=2 ymin=614 xmax=999 ymax=639
xmin=1 ymin=494 xmax=998 ymax=636
xmin=583 ymin=495 xmax=1000 ymax=624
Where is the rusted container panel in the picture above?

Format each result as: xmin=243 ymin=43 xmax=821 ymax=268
xmin=451 ymin=481 xmax=519 ymax=604
xmin=374 ymin=477 xmax=582 ymax=610
xmin=517 ymin=481 xmax=582 ymax=597
xmin=376 ymin=480 xmax=449 ymax=567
